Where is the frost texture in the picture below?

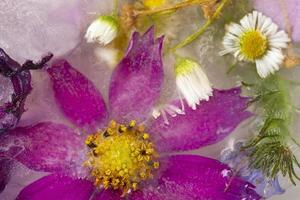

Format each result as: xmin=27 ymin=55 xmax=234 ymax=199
xmin=0 ymin=0 xmax=84 ymax=62
xmin=0 ymin=76 xmax=14 ymax=105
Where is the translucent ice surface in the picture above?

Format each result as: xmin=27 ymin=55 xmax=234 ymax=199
xmin=0 ymin=0 xmax=84 ymax=63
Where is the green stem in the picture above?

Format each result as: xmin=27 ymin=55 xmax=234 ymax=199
xmin=113 ymin=0 xmax=119 ymax=16
xmin=293 ymin=106 xmax=300 ymax=114
xmin=169 ymin=0 xmax=229 ymax=52
xmin=226 ymin=60 xmax=237 ymax=74
xmin=291 ymin=137 xmax=300 ymax=148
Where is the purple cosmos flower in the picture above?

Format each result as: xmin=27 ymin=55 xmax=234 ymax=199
xmin=0 ymin=48 xmax=52 ymax=193
xmin=0 ymin=28 xmax=260 ymax=200
xmin=220 ymin=141 xmax=285 ymax=198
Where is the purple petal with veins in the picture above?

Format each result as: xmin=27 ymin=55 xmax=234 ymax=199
xmin=131 ymin=155 xmax=260 ymax=200
xmin=0 ymin=122 xmax=88 ymax=177
xmin=16 ymin=174 xmax=94 ymax=200
xmin=109 ymin=27 xmax=164 ymax=124
xmin=92 ymin=189 xmax=122 ymax=200
xmin=149 ymin=88 xmax=251 ymax=152
xmin=48 ymin=59 xmax=108 ymax=129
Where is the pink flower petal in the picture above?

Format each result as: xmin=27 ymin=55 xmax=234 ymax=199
xmin=149 ymin=88 xmax=251 ymax=152
xmin=131 ymin=155 xmax=260 ymax=200
xmin=109 ymin=27 xmax=164 ymax=124
xmin=16 ymin=174 xmax=94 ymax=200
xmin=47 ymin=60 xmax=108 ymax=128
xmin=0 ymin=122 xmax=87 ymax=177
xmin=92 ymin=189 xmax=122 ymax=200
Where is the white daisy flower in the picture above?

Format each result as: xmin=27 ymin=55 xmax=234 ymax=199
xmin=220 ymin=11 xmax=290 ymax=78
xmin=175 ymin=57 xmax=213 ymax=110
xmin=85 ymin=15 xmax=119 ymax=45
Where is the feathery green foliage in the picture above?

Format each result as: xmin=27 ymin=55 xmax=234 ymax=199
xmin=243 ymin=74 xmax=300 ymax=185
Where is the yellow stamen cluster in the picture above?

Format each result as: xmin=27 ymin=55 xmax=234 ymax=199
xmin=143 ymin=0 xmax=165 ymax=8
xmin=240 ymin=30 xmax=268 ymax=61
xmin=84 ymin=120 xmax=159 ymax=194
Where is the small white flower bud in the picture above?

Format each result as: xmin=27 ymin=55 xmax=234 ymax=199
xmin=175 ymin=57 xmax=213 ymax=110
xmin=85 ymin=15 xmax=119 ymax=45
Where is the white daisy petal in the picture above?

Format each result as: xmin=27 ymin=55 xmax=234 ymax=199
xmin=224 ymin=32 xmax=240 ymax=41
xmin=269 ymin=48 xmax=285 ymax=64
xmin=240 ymin=15 xmax=252 ymax=30
xmin=260 ymin=17 xmax=273 ymax=33
xmin=256 ymin=49 xmax=284 ymax=78
xmin=250 ymin=11 xmax=258 ymax=29
xmin=264 ymin=23 xmax=279 ymax=36
xmin=219 ymin=47 xmax=239 ymax=55
xmin=269 ymin=41 xmax=288 ymax=49
xmin=269 ymin=31 xmax=291 ymax=48
xmin=256 ymin=59 xmax=269 ymax=78
xmin=227 ymin=23 xmax=244 ymax=36
xmin=256 ymin=12 xmax=265 ymax=30
xmin=219 ymin=49 xmax=233 ymax=56
xmin=177 ymin=77 xmax=197 ymax=108
xmin=234 ymin=50 xmax=243 ymax=60
xmin=264 ymin=52 xmax=280 ymax=71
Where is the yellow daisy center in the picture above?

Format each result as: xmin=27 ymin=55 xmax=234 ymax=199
xmin=240 ymin=30 xmax=268 ymax=61
xmin=84 ymin=120 xmax=159 ymax=194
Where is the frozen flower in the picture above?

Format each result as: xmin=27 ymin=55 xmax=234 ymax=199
xmin=85 ymin=15 xmax=119 ymax=45
xmin=0 ymin=28 xmax=259 ymax=199
xmin=175 ymin=56 xmax=213 ymax=110
xmin=0 ymin=48 xmax=52 ymax=192
xmin=220 ymin=11 xmax=290 ymax=78
xmin=220 ymin=141 xmax=285 ymax=198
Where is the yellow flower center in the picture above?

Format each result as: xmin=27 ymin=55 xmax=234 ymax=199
xmin=240 ymin=30 xmax=268 ymax=61
xmin=84 ymin=120 xmax=159 ymax=194
xmin=144 ymin=0 xmax=165 ymax=8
